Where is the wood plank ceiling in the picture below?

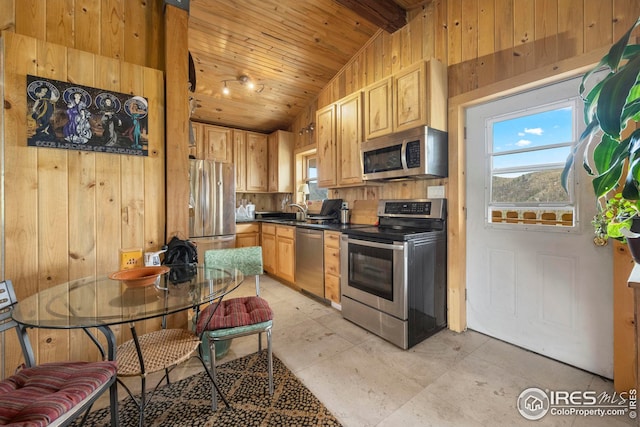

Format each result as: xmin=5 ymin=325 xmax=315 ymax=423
xmin=188 ymin=0 xmax=426 ymax=133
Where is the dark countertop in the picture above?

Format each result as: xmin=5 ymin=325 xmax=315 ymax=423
xmin=237 ymin=218 xmax=371 ymax=232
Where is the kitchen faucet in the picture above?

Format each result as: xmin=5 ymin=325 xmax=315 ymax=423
xmin=289 ymin=203 xmax=307 ymax=221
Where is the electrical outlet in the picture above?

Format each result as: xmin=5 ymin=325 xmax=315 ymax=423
xmin=427 ymin=186 xmax=445 ymax=199
xmin=119 ymin=248 xmax=143 ymax=270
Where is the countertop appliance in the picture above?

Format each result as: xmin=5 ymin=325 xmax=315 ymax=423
xmin=189 ymin=159 xmax=236 ymax=261
xmin=340 ymin=199 xmax=447 ymax=349
xmin=306 ymin=198 xmax=343 ymax=224
xmin=295 ymin=227 xmax=325 ymax=300
xmin=361 ymin=126 xmax=448 ymax=181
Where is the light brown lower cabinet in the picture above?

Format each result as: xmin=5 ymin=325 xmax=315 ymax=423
xmin=324 ymin=231 xmax=341 ymax=303
xmin=236 ymin=222 xmax=260 ymax=248
xmin=261 ymin=223 xmax=295 ymax=283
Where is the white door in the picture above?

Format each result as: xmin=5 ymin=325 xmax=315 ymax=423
xmin=465 ymin=75 xmax=613 ymax=378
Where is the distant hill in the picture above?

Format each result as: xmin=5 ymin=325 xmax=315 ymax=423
xmin=492 ymin=170 xmax=569 ymax=203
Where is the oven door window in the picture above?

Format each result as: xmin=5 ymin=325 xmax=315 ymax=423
xmin=348 ymin=243 xmax=393 ymax=300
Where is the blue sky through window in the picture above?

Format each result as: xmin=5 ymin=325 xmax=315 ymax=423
xmin=492 ymin=106 xmax=573 ymax=170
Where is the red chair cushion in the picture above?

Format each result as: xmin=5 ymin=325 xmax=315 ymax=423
xmin=196 ymin=296 xmax=273 ymax=333
xmin=0 ymin=361 xmax=116 ymax=426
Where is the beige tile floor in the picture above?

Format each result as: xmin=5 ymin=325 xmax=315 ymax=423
xmin=100 ymin=275 xmax=636 ymax=427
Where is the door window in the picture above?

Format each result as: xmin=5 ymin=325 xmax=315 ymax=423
xmin=487 ymin=100 xmax=579 ymax=229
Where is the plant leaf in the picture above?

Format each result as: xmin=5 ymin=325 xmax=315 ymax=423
xmin=597 ymin=54 xmax=640 ymax=139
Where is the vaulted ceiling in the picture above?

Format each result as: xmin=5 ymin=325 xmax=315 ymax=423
xmin=187 ymin=0 xmax=428 ymax=133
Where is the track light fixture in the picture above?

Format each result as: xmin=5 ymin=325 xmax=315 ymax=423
xmin=298 ymin=122 xmax=315 ymax=135
xmin=221 ymin=74 xmax=264 ymax=95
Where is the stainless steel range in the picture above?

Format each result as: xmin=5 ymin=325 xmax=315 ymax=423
xmin=340 ymin=199 xmax=447 ymax=349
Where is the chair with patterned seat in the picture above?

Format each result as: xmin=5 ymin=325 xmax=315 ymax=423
xmin=195 ymin=246 xmax=274 ymax=410
xmin=0 ymin=279 xmax=118 ymax=427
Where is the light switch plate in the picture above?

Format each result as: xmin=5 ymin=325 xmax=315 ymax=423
xmin=427 ymin=185 xmax=446 ymax=199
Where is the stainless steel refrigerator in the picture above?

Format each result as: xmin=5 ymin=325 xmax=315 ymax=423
xmin=189 ymin=159 xmax=236 ymax=262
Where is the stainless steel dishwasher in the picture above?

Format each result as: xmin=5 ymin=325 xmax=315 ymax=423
xmin=295 ymin=227 xmax=325 ymax=299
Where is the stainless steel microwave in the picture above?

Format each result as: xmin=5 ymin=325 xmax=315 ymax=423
xmin=361 ymin=126 xmax=448 ymax=180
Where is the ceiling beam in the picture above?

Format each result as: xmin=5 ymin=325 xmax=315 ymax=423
xmin=335 ymin=0 xmax=406 ymax=33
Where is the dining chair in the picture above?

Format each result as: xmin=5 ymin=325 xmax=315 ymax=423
xmin=196 ymin=246 xmax=274 ymax=410
xmin=0 ymin=279 xmax=118 ymax=427
xmin=116 ymin=263 xmax=239 ymax=425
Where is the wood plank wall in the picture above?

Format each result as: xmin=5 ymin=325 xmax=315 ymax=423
xmin=0 ymin=0 xmax=165 ymax=378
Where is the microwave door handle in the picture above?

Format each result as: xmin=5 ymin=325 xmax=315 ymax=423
xmin=347 ymin=237 xmax=404 ymax=251
xmin=400 ymin=140 xmax=408 ymax=170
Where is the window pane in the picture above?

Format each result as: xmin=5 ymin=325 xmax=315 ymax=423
xmin=492 ymin=107 xmax=573 ymax=153
xmin=307 ymin=157 xmax=318 ymax=179
xmin=491 ymin=168 xmax=569 ymax=203
xmin=492 ymin=146 xmax=570 ymax=169
xmin=308 ymin=180 xmax=327 ymax=200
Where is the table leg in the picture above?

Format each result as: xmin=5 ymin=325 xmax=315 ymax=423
xmin=97 ymin=325 xmax=119 ymax=427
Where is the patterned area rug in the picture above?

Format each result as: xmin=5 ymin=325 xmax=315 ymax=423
xmin=73 ymin=351 xmax=342 ymax=426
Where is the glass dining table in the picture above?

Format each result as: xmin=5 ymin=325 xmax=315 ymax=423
xmin=11 ymin=264 xmax=244 ymax=426
xmin=12 ymin=265 xmax=244 ymax=358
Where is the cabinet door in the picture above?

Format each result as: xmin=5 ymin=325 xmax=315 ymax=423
xmin=316 ymin=104 xmax=337 ymax=188
xmin=233 ymin=130 xmax=246 ymax=192
xmin=236 ymin=233 xmax=259 ymax=248
xmin=202 ymin=124 xmax=233 ymax=163
xmin=268 ymin=130 xmax=293 ymax=192
xmin=276 ymin=236 xmax=295 ymax=283
xmin=394 ymin=61 xmax=428 ymax=133
xmin=337 ymin=92 xmax=363 ymax=186
xmin=324 ymin=273 xmax=340 ymax=304
xmin=364 ymin=77 xmax=393 ymax=140
xmin=246 ymin=132 xmax=268 ymax=192
xmin=262 ymin=232 xmax=276 ymax=273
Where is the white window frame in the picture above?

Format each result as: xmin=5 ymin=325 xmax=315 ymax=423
xmin=485 ymin=98 xmax=581 ymax=232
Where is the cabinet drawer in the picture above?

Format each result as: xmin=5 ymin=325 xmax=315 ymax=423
xmin=324 ymin=231 xmax=341 ymax=248
xmin=236 ymin=222 xmax=260 ymax=234
xmin=261 ymin=223 xmax=276 ymax=235
xmin=276 ymin=225 xmax=295 ymax=239
xmin=324 ymin=246 xmax=340 ymax=276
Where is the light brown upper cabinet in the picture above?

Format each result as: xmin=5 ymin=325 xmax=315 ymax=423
xmin=233 ymin=130 xmax=247 ymax=192
xmin=192 ymin=122 xmax=233 ymax=162
xmin=316 ymin=104 xmax=337 ymax=188
xmin=245 ymin=132 xmax=269 ymax=192
xmin=364 ymin=59 xmax=448 ymax=140
xmin=363 ymin=77 xmax=393 ymax=140
xmin=337 ymin=92 xmax=363 ymax=186
xmin=268 ymin=130 xmax=294 ymax=193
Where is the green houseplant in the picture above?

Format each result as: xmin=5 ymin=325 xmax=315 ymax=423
xmin=562 ymin=16 xmax=640 ymax=247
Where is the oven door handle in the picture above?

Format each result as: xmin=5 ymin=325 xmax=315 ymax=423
xmin=347 ymin=237 xmax=404 ymax=251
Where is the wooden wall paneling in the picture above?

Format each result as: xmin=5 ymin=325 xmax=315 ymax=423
xmin=100 ymin=0 xmax=125 ymax=61
xmin=410 ymin=11 xmax=424 ymax=65
xmin=75 ymin=0 xmax=101 ymax=54
xmin=584 ymin=0 xmax=613 ymax=51
xmin=123 ymin=0 xmax=164 ymax=69
xmin=1 ymin=32 xmax=39 ymax=377
xmin=0 ymin=0 xmax=15 ymax=32
xmin=45 ymin=0 xmax=74 ymax=47
xmin=460 ymin=0 xmax=478 ymax=94
xmin=420 ymin=2 xmax=436 ymax=61
xmin=494 ymin=0 xmax=514 ymax=82
xmin=432 ymin=0 xmax=448 ymax=65
xmin=66 ymin=47 xmax=99 ymax=362
xmin=613 ymin=0 xmax=640 ymax=39
xmin=557 ymin=0 xmax=584 ymax=61
xmin=447 ymin=0 xmax=462 ymax=67
xmin=119 ymin=61 xmax=148 ymax=337
xmin=512 ymin=0 xmax=535 ymax=76
xmin=533 ymin=0 xmax=558 ymax=68
xmin=15 ymin=0 xmax=45 ymax=40
xmin=94 ymin=55 xmax=124 ymax=351
xmin=36 ymin=38 xmax=71 ymax=365
xmin=477 ymin=0 xmax=495 ymax=89
xmin=143 ymin=65 xmax=165 ymax=332
xmin=613 ymin=241 xmax=636 ymax=393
